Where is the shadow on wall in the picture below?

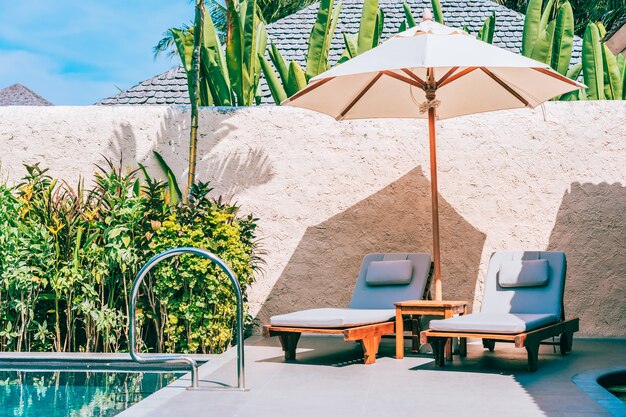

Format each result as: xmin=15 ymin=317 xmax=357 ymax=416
xmin=547 ymin=181 xmax=626 ymax=337
xmin=256 ymin=166 xmax=486 ymax=324
xmin=107 ymin=107 xmax=274 ymax=198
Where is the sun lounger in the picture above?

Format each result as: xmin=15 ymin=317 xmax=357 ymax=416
xmin=421 ymin=251 xmax=579 ymax=371
xmin=263 ymin=253 xmax=433 ymax=364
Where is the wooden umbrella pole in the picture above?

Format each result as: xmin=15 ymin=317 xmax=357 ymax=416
xmin=427 ymin=89 xmax=442 ymax=301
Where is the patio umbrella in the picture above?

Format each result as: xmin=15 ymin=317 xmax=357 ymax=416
xmin=283 ymin=11 xmax=584 ymax=301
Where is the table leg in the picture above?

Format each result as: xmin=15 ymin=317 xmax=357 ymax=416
xmin=459 ymin=337 xmax=467 ymax=357
xmin=459 ymin=307 xmax=467 ymax=357
xmin=445 ymin=339 xmax=453 ymax=361
xmin=444 ymin=308 xmax=453 ymax=361
xmin=411 ymin=315 xmax=420 ymax=353
xmin=395 ymin=308 xmax=404 ymax=359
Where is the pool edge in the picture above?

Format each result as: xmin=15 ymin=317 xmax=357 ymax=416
xmin=573 ymin=366 xmax=626 ymax=417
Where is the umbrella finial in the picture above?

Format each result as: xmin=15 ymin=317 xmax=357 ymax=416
xmin=422 ymin=9 xmax=433 ymax=22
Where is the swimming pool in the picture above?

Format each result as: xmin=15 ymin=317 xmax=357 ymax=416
xmin=0 ymin=369 xmax=183 ymax=417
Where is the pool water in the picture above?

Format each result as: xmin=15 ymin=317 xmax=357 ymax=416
xmin=0 ymin=370 xmax=182 ymax=417
xmin=606 ymin=385 xmax=626 ymax=404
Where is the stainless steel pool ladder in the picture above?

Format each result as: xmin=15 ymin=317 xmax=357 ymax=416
xmin=129 ymin=247 xmax=246 ymax=390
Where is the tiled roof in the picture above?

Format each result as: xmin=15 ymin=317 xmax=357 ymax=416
xmin=0 ymin=83 xmax=53 ymax=106
xmin=98 ymin=0 xmax=582 ymax=106
xmin=98 ymin=67 xmax=189 ymax=105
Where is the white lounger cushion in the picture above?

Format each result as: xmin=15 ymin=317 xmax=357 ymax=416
xmin=429 ymin=313 xmax=559 ymax=334
xmin=270 ymin=308 xmax=395 ymax=328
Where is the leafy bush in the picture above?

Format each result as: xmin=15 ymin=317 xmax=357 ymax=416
xmin=0 ymin=158 xmax=260 ymax=354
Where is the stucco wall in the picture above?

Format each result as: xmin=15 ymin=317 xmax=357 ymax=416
xmin=0 ymin=103 xmax=624 ymax=337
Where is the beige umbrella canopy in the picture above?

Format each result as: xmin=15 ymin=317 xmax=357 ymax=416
xmin=284 ymin=11 xmax=584 ymax=301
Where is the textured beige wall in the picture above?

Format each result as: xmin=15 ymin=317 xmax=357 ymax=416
xmin=0 ymin=103 xmax=624 ymax=337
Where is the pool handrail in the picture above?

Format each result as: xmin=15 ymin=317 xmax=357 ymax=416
xmin=129 ymin=247 xmax=245 ymax=390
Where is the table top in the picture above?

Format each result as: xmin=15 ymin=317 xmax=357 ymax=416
xmin=394 ymin=300 xmax=468 ymax=308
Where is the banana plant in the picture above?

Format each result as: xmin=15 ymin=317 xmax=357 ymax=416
xmin=168 ymin=0 xmax=266 ymax=106
xmin=431 ymin=0 xmax=444 ymax=24
xmin=522 ymin=0 xmax=574 ymax=75
xmin=582 ymin=22 xmax=606 ymax=100
xmin=338 ymin=0 xmax=384 ymax=63
xmin=305 ymin=0 xmax=342 ymax=80
xmin=478 ymin=12 xmax=496 ymax=44
xmin=260 ymin=0 xmax=340 ymax=104
xmin=399 ymin=0 xmax=440 ymax=31
xmin=597 ymin=22 xmax=623 ymax=100
xmin=400 ymin=1 xmax=495 ymax=45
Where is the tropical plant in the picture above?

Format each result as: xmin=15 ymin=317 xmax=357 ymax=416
xmin=493 ymin=0 xmax=624 ymax=37
xmin=338 ymin=0 xmax=384 ymax=63
xmin=260 ymin=0 xmax=341 ymax=104
xmin=158 ymin=0 xmax=267 ymax=107
xmin=521 ymin=0 xmax=574 ymax=74
xmin=520 ymin=0 xmax=624 ymax=100
xmin=0 ymin=157 xmax=260 ymax=354
xmin=400 ymin=0 xmax=498 ymax=44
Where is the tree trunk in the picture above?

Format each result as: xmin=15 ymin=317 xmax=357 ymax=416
xmin=187 ymin=0 xmax=205 ymax=196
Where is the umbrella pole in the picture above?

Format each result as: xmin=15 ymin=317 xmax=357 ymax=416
xmin=428 ymin=105 xmax=442 ymax=301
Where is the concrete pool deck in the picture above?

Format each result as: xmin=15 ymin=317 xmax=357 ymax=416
xmin=118 ymin=336 xmax=626 ymax=417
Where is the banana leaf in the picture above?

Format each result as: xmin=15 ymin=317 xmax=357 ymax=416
xmin=431 ymin=0 xmax=444 ymax=24
xmin=287 ymin=61 xmax=307 ymax=94
xmin=269 ymin=42 xmax=289 ymax=86
xmin=373 ymin=9 xmax=384 ymax=47
xmin=538 ymin=0 xmax=556 ymax=33
xmin=153 ymin=151 xmax=182 ymax=206
xmin=356 ymin=0 xmax=379 ymax=54
xmin=530 ymin=20 xmax=556 ymax=64
xmin=550 ymin=1 xmax=574 ymax=76
xmin=522 ymin=0 xmax=543 ymax=56
xmin=339 ymin=32 xmax=358 ymax=63
xmin=171 ymin=28 xmax=197 ymax=103
xmin=582 ymin=22 xmax=605 ymax=100
xmin=601 ymin=42 xmax=623 ymax=100
xmin=306 ymin=0 xmax=340 ymax=80
xmin=201 ymin=48 xmax=234 ymax=105
xmin=403 ymin=2 xmax=416 ymax=28
xmin=251 ymin=20 xmax=267 ymax=105
xmin=260 ymin=54 xmax=288 ymax=104
xmin=226 ymin=0 xmax=245 ymax=105
xmin=618 ymin=54 xmax=626 ymax=99
xmin=478 ymin=13 xmax=496 ymax=44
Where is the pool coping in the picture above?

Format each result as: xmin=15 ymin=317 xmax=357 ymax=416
xmin=0 ymin=352 xmax=216 ymax=373
xmin=573 ymin=365 xmax=626 ymax=417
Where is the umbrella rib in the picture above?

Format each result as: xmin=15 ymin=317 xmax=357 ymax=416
xmin=533 ymin=67 xmax=582 ymax=87
xmin=283 ymin=77 xmax=336 ymax=104
xmin=480 ymin=68 xmax=529 ymax=106
xmin=400 ymin=68 xmax=427 ymax=88
xmin=437 ymin=67 xmax=478 ymax=88
xmin=436 ymin=67 xmax=460 ymax=86
xmin=381 ymin=70 xmax=424 ymax=89
xmin=339 ymin=73 xmax=383 ymax=119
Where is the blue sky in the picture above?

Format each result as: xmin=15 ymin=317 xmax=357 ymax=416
xmin=0 ymin=1 xmax=193 ymax=105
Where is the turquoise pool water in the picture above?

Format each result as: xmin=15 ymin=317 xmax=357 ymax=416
xmin=0 ymin=370 xmax=182 ymax=417
xmin=606 ymin=385 xmax=626 ymax=404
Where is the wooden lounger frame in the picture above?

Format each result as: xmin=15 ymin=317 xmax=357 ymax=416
xmin=420 ymin=318 xmax=579 ymax=371
xmin=263 ymin=262 xmax=434 ymax=365
xmin=263 ymin=322 xmax=395 ymax=364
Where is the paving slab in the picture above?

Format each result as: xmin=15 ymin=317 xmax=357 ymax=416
xmin=118 ymin=336 xmax=626 ymax=417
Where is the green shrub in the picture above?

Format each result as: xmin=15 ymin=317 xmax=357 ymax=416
xmin=0 ymin=159 xmax=260 ymax=354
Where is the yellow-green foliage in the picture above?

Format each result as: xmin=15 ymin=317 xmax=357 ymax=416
xmin=0 ymin=162 xmax=260 ymax=354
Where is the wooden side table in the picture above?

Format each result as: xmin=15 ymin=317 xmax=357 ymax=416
xmin=395 ymin=300 xmax=468 ymax=360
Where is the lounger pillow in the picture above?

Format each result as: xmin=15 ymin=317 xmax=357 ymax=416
xmin=498 ymin=259 xmax=549 ymax=288
xmin=366 ymin=260 xmax=413 ymax=286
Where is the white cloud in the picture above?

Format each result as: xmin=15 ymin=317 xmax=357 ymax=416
xmin=0 ymin=1 xmax=192 ymax=104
